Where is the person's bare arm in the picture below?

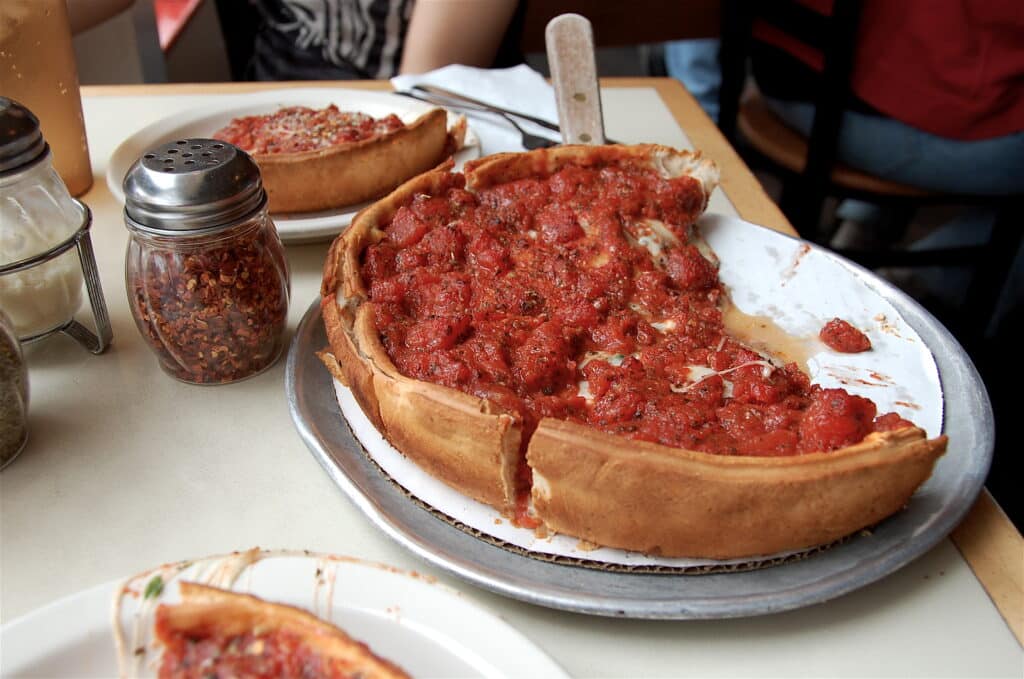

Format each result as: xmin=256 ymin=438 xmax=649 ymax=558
xmin=399 ymin=0 xmax=519 ymax=74
xmin=66 ymin=0 xmax=136 ymax=34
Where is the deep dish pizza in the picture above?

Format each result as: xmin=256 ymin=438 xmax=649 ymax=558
xmin=213 ymin=104 xmax=464 ymax=214
xmin=319 ymin=144 xmax=946 ymax=559
xmin=153 ymin=582 xmax=409 ymax=679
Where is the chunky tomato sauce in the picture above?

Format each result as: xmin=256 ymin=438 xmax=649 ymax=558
xmin=361 ymin=162 xmax=912 ymax=461
xmin=214 ymin=105 xmax=404 ymax=154
xmin=820 ymin=317 xmax=872 ymax=353
xmin=155 ymin=609 xmax=354 ymax=678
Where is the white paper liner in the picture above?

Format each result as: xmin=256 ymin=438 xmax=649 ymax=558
xmin=703 ymin=214 xmax=942 ymax=437
xmin=332 ymin=214 xmax=944 ymax=568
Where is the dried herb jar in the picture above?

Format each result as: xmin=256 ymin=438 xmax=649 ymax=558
xmin=123 ymin=139 xmax=290 ymax=385
xmin=0 ymin=308 xmax=29 ymax=469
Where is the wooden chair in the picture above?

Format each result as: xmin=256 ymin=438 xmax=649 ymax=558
xmin=716 ymin=0 xmax=1022 ymax=348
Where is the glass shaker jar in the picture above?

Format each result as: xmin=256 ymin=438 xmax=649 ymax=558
xmin=0 ymin=97 xmax=85 ymax=339
xmin=123 ymin=139 xmax=290 ymax=385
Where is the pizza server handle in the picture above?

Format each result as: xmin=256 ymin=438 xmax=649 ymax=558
xmin=545 ymin=14 xmax=606 ymax=145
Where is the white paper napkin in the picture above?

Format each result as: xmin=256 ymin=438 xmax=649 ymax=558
xmin=391 ymin=64 xmax=561 ymax=155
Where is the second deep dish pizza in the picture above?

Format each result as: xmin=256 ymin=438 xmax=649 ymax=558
xmin=319 ymin=144 xmax=946 ymax=560
xmin=213 ymin=104 xmax=465 ymax=214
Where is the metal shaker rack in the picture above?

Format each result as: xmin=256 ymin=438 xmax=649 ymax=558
xmin=0 ymin=198 xmax=112 ymax=354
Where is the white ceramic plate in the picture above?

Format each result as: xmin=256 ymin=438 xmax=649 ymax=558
xmin=105 ymin=88 xmax=482 ymax=244
xmin=1 ymin=550 xmax=567 ymax=678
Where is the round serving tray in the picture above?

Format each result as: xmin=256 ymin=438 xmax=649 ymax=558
xmin=285 ymin=219 xmax=993 ymax=619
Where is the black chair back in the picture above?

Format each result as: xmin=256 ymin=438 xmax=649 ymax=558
xmin=718 ymin=0 xmax=863 ymax=235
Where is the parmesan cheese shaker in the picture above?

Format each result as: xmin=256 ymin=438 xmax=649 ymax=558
xmin=0 ymin=97 xmax=111 ymax=353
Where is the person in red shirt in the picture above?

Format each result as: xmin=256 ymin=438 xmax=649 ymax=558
xmin=749 ymin=0 xmax=1024 ymax=195
xmin=668 ymin=0 xmax=1022 ymax=334
xmin=668 ymin=1 xmax=1023 ymax=193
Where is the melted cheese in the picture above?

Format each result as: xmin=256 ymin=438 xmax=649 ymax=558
xmin=576 ymin=351 xmax=633 ymax=402
xmin=669 ymin=360 xmax=774 ymax=399
xmin=622 ymin=218 xmax=682 ymax=269
xmin=577 ymin=380 xmax=594 ymax=401
xmin=576 ymin=355 xmax=776 ymax=403
xmin=579 ymin=351 xmax=632 ymax=369
xmin=624 ymin=304 xmax=676 ymax=332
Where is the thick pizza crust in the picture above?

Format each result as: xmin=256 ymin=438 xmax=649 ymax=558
xmin=320 ymin=144 xmax=948 ymax=559
xmin=157 ymin=582 xmax=409 ymax=678
xmin=256 ymin=108 xmax=452 ymax=214
xmin=528 ymin=420 xmax=946 ymax=558
xmin=320 ymin=160 xmax=522 ymax=513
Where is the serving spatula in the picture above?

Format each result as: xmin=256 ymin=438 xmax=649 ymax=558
xmin=545 ymin=14 xmax=606 ymax=145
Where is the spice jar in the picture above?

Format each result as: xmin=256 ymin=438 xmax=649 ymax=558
xmin=0 ymin=97 xmax=85 ymax=338
xmin=0 ymin=308 xmax=29 ymax=470
xmin=123 ymin=139 xmax=290 ymax=385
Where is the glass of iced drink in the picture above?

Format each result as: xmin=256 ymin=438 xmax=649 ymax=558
xmin=0 ymin=0 xmax=92 ymax=196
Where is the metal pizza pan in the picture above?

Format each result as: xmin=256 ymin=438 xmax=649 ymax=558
xmin=285 ymin=216 xmax=992 ymax=619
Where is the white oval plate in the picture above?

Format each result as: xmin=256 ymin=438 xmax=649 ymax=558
xmin=105 ymin=88 xmax=481 ymax=244
xmin=1 ymin=550 xmax=566 ymax=678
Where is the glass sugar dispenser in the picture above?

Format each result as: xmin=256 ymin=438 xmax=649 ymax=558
xmin=0 ymin=97 xmax=111 ymax=353
xmin=123 ymin=138 xmax=290 ymax=385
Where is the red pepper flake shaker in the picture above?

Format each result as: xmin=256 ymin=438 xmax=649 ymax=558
xmin=123 ymin=139 xmax=290 ymax=385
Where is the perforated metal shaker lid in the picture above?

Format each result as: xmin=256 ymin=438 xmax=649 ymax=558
xmin=122 ymin=138 xmax=266 ymax=234
xmin=0 ymin=97 xmax=48 ymax=175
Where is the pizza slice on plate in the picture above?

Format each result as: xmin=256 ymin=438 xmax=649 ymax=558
xmin=319 ymin=143 xmax=947 ymax=560
xmin=213 ymin=104 xmax=465 ymax=214
xmin=153 ymin=582 xmax=409 ymax=679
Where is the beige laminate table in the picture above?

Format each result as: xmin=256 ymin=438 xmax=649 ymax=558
xmin=2 ymin=78 xmax=1022 ymax=677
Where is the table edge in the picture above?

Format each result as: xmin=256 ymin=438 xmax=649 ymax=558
xmin=951 ymin=489 xmax=1024 ymax=644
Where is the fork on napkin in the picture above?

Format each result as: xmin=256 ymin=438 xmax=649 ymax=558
xmin=392 ymin=64 xmax=562 ymax=154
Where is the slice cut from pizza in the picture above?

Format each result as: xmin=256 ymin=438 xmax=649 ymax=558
xmin=213 ymin=105 xmax=407 ymax=154
xmin=213 ymin=104 xmax=464 ymax=214
xmin=319 ymin=144 xmax=946 ymax=559
xmin=153 ymin=582 xmax=410 ymax=679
